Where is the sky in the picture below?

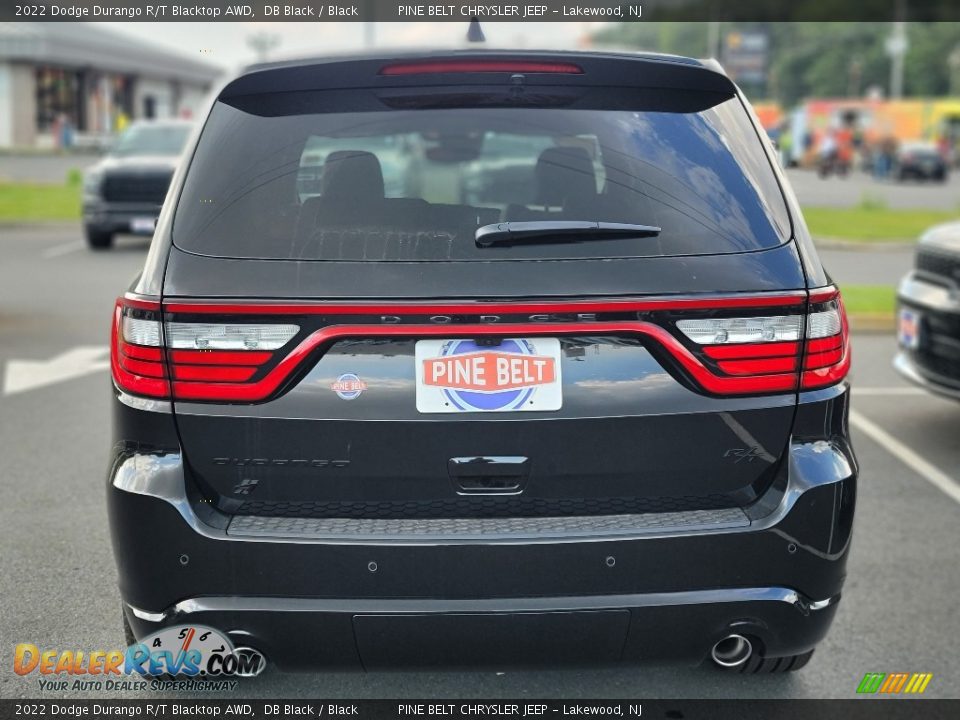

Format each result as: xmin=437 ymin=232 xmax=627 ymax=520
xmin=96 ymin=21 xmax=604 ymax=74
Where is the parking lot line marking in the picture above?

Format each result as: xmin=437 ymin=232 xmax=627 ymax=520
xmin=850 ymin=409 xmax=960 ymax=505
xmin=42 ymin=241 xmax=84 ymax=259
xmin=852 ymin=387 xmax=926 ymax=396
xmin=2 ymin=346 xmax=109 ymax=395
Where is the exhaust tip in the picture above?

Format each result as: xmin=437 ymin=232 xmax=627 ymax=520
xmin=711 ymin=634 xmax=753 ymax=668
xmin=231 ymin=646 xmax=268 ymax=677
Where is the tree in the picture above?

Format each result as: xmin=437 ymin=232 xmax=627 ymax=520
xmin=593 ymin=22 xmax=957 ymax=105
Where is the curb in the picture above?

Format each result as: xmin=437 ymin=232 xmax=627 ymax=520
xmin=848 ymin=313 xmax=895 ymax=334
xmin=813 ymin=236 xmax=916 ymax=251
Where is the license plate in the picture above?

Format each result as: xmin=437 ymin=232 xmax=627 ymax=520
xmin=130 ymin=217 xmax=156 ymax=234
xmin=898 ymin=308 xmax=921 ymax=349
xmin=415 ymin=338 xmax=562 ymax=413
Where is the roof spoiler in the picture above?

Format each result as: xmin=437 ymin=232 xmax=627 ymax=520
xmin=219 ymin=50 xmax=735 ymax=100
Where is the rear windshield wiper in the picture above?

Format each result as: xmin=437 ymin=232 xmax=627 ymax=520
xmin=475 ymin=221 xmax=661 ymax=248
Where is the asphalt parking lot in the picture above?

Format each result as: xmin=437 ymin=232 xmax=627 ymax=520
xmin=1 ymin=225 xmax=959 ymax=700
xmin=785 ymin=167 xmax=960 ymax=210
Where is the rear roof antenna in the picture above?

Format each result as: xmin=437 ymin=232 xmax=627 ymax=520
xmin=467 ymin=17 xmax=486 ymax=43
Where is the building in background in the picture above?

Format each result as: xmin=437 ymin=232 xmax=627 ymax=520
xmin=0 ymin=23 xmax=223 ymax=149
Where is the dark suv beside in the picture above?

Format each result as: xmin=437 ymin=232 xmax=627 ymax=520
xmin=897 ymin=221 xmax=960 ymax=398
xmin=83 ymin=120 xmax=192 ymax=249
xmin=108 ymin=51 xmax=856 ymax=674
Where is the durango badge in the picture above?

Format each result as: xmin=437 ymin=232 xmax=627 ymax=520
xmin=415 ymin=338 xmax=562 ymax=413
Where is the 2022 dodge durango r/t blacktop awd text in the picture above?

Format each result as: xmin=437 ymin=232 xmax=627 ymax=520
xmin=107 ymin=51 xmax=857 ymax=675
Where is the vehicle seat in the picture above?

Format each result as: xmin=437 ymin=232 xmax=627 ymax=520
xmin=506 ymin=147 xmax=599 ymax=221
xmin=303 ymin=150 xmax=386 ymax=226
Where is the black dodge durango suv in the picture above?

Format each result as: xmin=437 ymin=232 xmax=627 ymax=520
xmin=108 ymin=51 xmax=857 ymax=675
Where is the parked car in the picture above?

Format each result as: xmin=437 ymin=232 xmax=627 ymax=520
xmin=894 ymin=141 xmax=949 ymax=182
xmin=82 ymin=120 xmax=192 ymax=249
xmin=108 ymin=51 xmax=856 ymax=675
xmin=896 ymin=221 xmax=960 ymax=399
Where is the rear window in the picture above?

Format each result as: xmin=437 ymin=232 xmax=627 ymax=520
xmin=173 ymin=97 xmax=790 ymax=261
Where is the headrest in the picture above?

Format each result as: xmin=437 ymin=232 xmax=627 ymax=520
xmin=535 ymin=147 xmax=597 ymax=207
xmin=321 ymin=150 xmax=385 ymax=202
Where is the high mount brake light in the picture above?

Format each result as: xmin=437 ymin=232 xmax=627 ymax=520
xmin=379 ymin=60 xmax=584 ymax=76
xmin=111 ymin=290 xmax=850 ymax=403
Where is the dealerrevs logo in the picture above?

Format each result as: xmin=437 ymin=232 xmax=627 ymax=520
xmin=14 ymin=625 xmax=264 ymax=681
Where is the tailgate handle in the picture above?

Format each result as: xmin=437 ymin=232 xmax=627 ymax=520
xmin=448 ymin=456 xmax=530 ymax=495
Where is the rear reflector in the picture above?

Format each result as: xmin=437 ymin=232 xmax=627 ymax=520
xmin=380 ymin=60 xmax=584 ymax=76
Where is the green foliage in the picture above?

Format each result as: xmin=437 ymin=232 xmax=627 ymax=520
xmin=0 ymin=183 xmax=82 ymax=221
xmin=65 ymin=168 xmax=83 ymax=187
xmin=840 ymin=285 xmax=896 ymax=314
xmin=803 ymin=206 xmax=956 ymax=241
xmin=857 ymin=192 xmax=889 ymax=211
xmin=593 ymin=22 xmax=960 ymax=105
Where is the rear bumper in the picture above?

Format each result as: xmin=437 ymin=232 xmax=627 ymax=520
xmin=83 ymin=201 xmax=162 ymax=234
xmin=108 ymin=388 xmax=856 ymax=670
xmin=124 ymin=589 xmax=839 ymax=671
xmin=896 ymin=272 xmax=960 ymax=398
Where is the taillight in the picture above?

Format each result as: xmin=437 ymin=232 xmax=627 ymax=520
xmin=111 ymin=297 xmax=300 ymax=402
xmin=673 ymin=287 xmax=850 ymax=394
xmin=111 ymin=299 xmax=169 ymax=399
xmin=112 ymin=289 xmax=850 ymax=404
xmin=800 ymin=290 xmax=851 ymax=390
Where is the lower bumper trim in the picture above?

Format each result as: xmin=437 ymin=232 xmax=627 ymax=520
xmin=129 ymin=586 xmax=840 ymax=624
xmin=123 ymin=588 xmax=841 ymax=670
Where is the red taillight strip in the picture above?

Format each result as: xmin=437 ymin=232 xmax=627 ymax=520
xmin=717 ymin=357 xmax=797 ymax=376
xmin=120 ymin=356 xmax=166 ymax=378
xmin=806 ymin=336 xmax=843 ymax=353
xmin=120 ymin=295 xmax=162 ymax=311
xmin=170 ymin=321 xmax=798 ymax=402
xmin=379 ymin=60 xmax=584 ymax=76
xmin=173 ymin=365 xmax=258 ymax=382
xmin=163 ymin=292 xmax=807 ymax=317
xmin=168 ymin=350 xmax=273 ymax=366
xmin=809 ymin=286 xmax=840 ymax=303
xmin=804 ymin=348 xmax=844 ymax=370
xmin=801 ymin=350 xmax=851 ymax=388
xmin=703 ymin=341 xmax=799 ymax=360
xmin=120 ymin=343 xmax=162 ymax=362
